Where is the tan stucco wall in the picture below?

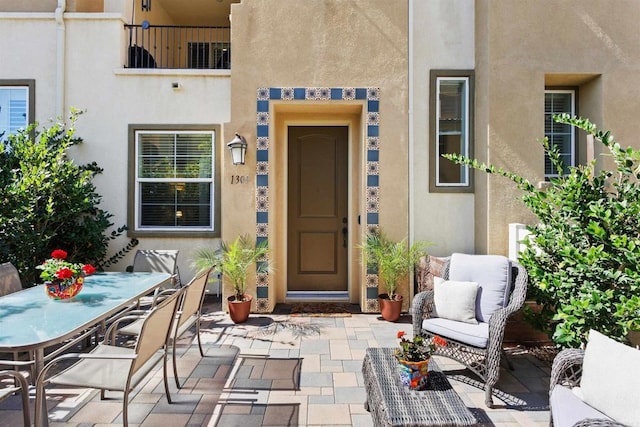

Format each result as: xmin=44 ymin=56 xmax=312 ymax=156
xmin=0 ymin=13 xmax=231 ymax=284
xmin=226 ymin=0 xmax=409 ymax=310
xmin=64 ymin=16 xmax=231 ymax=282
xmin=0 ymin=0 xmax=57 ymax=12
xmin=0 ymin=1 xmax=105 ymax=13
xmin=411 ymin=0 xmax=476 ymax=257
xmin=0 ymin=14 xmax=58 ymax=126
xmin=476 ymin=0 xmax=640 ymax=255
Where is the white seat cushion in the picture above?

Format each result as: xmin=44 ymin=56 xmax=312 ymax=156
xmin=449 ymin=253 xmax=511 ymax=322
xmin=550 ymin=385 xmax=613 ymax=426
xmin=580 ymin=329 xmax=640 ymax=427
xmin=421 ymin=317 xmax=489 ymax=348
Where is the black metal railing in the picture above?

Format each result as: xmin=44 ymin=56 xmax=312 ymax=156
xmin=125 ymin=24 xmax=231 ymax=70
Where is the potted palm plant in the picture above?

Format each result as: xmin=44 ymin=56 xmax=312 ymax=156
xmin=360 ymin=229 xmax=429 ymax=321
xmin=193 ymin=234 xmax=271 ymax=323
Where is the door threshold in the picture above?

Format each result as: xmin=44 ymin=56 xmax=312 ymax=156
xmin=286 ymin=291 xmax=349 ymax=302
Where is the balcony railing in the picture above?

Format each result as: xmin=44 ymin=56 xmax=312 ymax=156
xmin=125 ymin=24 xmax=231 ymax=70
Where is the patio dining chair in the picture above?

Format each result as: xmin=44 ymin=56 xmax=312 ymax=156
xmin=411 ymin=253 xmax=528 ymax=407
xmin=0 ymin=360 xmax=33 ymax=427
xmin=127 ymin=249 xmax=181 ymax=286
xmin=34 ymin=288 xmax=182 ymax=427
xmin=0 ymin=262 xmax=22 ymax=296
xmin=126 ymin=249 xmax=181 ymax=308
xmin=117 ymin=268 xmax=212 ymax=388
xmin=0 ymin=263 xmax=32 ymax=376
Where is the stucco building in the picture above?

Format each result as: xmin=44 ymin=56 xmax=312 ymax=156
xmin=1 ymin=0 xmax=639 ymax=314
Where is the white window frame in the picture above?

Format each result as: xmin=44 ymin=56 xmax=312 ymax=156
xmin=0 ymin=80 xmax=34 ymax=142
xmin=133 ymin=129 xmax=216 ymax=233
xmin=544 ymin=89 xmax=576 ymax=178
xmin=429 ymin=70 xmax=474 ymax=193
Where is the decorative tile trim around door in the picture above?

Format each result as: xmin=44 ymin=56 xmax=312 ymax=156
xmin=255 ymin=87 xmax=380 ymax=313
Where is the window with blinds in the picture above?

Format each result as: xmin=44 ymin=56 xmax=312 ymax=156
xmin=544 ymin=90 xmax=576 ymax=178
xmin=429 ymin=71 xmax=474 ymax=193
xmin=0 ymin=86 xmax=28 ymax=142
xmin=135 ymin=130 xmax=215 ymax=231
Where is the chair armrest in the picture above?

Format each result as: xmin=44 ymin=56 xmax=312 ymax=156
xmin=0 ymin=360 xmax=35 ymax=368
xmin=0 ymin=369 xmax=30 ymax=391
xmin=550 ymin=348 xmax=585 ymax=393
xmin=151 ymin=288 xmax=180 ymax=305
xmin=572 ymin=419 xmax=628 ymax=427
xmin=104 ymin=314 xmax=148 ymax=343
xmin=503 ymin=262 xmax=528 ymax=317
xmin=411 ymin=290 xmax=434 ymax=336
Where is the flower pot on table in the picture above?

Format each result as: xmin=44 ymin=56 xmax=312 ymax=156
xmin=397 ymin=358 xmax=430 ymax=390
xmin=45 ymin=278 xmax=84 ymax=300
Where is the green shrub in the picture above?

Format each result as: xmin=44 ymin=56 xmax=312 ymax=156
xmin=0 ymin=109 xmax=137 ymax=286
xmin=446 ymin=115 xmax=640 ymax=348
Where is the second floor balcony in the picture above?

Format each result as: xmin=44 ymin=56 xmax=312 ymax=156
xmin=125 ymin=24 xmax=230 ymax=70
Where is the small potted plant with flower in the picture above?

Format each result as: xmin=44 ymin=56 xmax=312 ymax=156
xmin=394 ymin=331 xmax=446 ymax=390
xmin=37 ymin=249 xmax=96 ymax=300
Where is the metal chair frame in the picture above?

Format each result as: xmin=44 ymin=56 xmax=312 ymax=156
xmin=34 ymin=289 xmax=183 ymax=427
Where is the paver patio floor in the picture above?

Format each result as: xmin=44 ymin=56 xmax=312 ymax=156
xmin=0 ymin=297 xmax=551 ymax=426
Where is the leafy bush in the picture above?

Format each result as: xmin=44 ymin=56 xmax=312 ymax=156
xmin=446 ymin=115 xmax=640 ymax=348
xmin=0 ymin=110 xmax=137 ymax=286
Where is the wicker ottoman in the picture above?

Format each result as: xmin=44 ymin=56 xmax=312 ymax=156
xmin=362 ymin=347 xmax=477 ymax=427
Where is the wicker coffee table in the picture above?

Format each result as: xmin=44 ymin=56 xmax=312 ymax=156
xmin=362 ymin=347 xmax=477 ymax=427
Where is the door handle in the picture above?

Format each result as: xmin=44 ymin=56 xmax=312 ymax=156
xmin=342 ymin=217 xmax=348 ymax=248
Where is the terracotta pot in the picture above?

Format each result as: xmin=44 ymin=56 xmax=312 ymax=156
xmin=627 ymin=330 xmax=640 ymax=347
xmin=227 ymin=294 xmax=252 ymax=324
xmin=397 ymin=358 xmax=430 ymax=390
xmin=378 ymin=294 xmax=403 ymax=322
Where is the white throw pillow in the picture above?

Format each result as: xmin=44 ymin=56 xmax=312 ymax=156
xmin=580 ymin=329 xmax=640 ymax=427
xmin=433 ymin=277 xmax=479 ymax=324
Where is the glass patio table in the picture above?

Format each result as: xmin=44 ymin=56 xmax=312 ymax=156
xmin=0 ymin=272 xmax=171 ymax=380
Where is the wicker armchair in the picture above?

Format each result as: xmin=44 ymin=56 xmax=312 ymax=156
xmin=549 ymin=349 xmax=628 ymax=427
xmin=411 ymin=254 xmax=528 ymax=407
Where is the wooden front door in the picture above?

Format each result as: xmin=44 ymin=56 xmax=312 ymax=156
xmin=287 ymin=126 xmax=348 ymax=292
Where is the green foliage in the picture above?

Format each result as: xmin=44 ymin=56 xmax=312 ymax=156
xmin=445 ymin=114 xmax=640 ymax=347
xmin=192 ymin=234 xmax=271 ymax=301
xmin=359 ymin=229 xmax=430 ymax=299
xmin=615 ymin=295 xmax=640 ymax=333
xmin=0 ymin=110 xmax=137 ymax=286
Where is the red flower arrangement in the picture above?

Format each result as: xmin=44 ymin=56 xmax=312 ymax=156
xmin=37 ymin=249 xmax=96 ymax=285
xmin=394 ymin=331 xmax=447 ymax=362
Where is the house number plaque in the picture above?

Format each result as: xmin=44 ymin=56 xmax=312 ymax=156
xmin=231 ymin=175 xmax=250 ymax=184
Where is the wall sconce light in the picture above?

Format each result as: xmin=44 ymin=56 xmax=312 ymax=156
xmin=227 ymin=133 xmax=248 ymax=165
xmin=141 ymin=0 xmax=151 ymax=11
